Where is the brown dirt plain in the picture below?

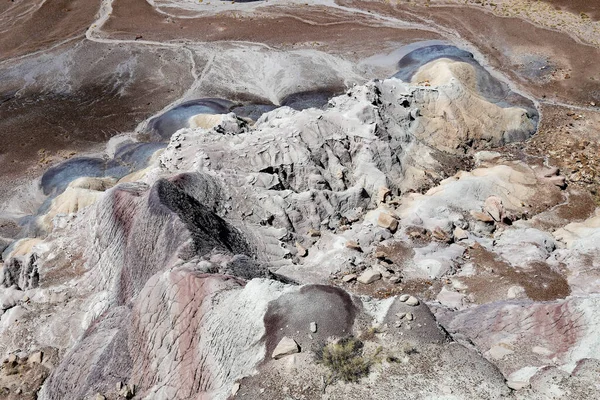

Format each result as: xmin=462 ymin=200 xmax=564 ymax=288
xmin=1 ymin=0 xmax=599 ymax=204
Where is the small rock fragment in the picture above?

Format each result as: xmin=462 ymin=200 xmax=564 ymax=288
xmin=295 ymin=242 xmax=308 ymax=257
xmin=374 ymin=250 xmax=393 ymax=263
xmin=231 ymin=382 xmax=240 ymax=396
xmin=307 ymin=229 xmax=321 ymax=237
xmin=437 ymin=287 xmax=466 ymax=309
xmin=95 ymin=394 xmax=106 ymax=400
xmin=474 ymin=151 xmax=502 ymax=164
xmin=532 ymin=346 xmax=553 ymax=356
xmin=547 ymin=175 xmax=566 ymax=188
xmin=310 ymin=322 xmax=317 ymax=333
xmin=451 ymin=279 xmax=468 ymax=291
xmin=373 ymin=264 xmax=392 ymax=278
xmin=272 ymin=337 xmax=300 ymax=359
xmin=541 ymin=166 xmax=559 ymax=177
xmin=388 ymin=275 xmax=401 ymax=284
xmin=343 ymin=208 xmax=362 ymax=223
xmin=484 ymin=196 xmax=503 ymax=222
xmin=346 ymin=241 xmax=362 ymax=251
xmin=119 ymin=384 xmax=135 ymax=399
xmin=453 ymin=227 xmax=468 ymax=241
xmin=399 ymin=294 xmax=410 ymax=302
xmin=377 ymin=213 xmax=399 ymax=233
xmin=507 ymin=367 xmax=538 ymax=390
xmin=432 ymin=226 xmax=451 ymax=242
xmin=342 ymin=274 xmax=357 ymax=282
xmin=507 ymin=380 xmax=531 ymax=391
xmin=405 ymin=296 xmax=419 ymax=306
xmin=507 ymin=286 xmax=526 ymax=299
xmin=357 ymin=269 xmax=381 ymax=284
xmin=405 ymin=312 xmax=414 ymax=321
xmin=488 ymin=344 xmax=514 ymax=360
xmin=471 ymin=210 xmax=494 ymax=223
xmin=29 ymin=351 xmax=43 ymax=364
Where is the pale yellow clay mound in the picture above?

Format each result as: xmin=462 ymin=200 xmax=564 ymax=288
xmin=411 ymin=59 xmax=533 ymax=153
xmin=39 ymin=177 xmax=117 ymax=231
xmin=188 ymin=114 xmax=225 ymax=130
xmin=412 ymin=58 xmax=479 ymax=91
xmin=68 ymin=177 xmax=117 ymax=191
xmin=118 ymin=149 xmax=164 ymax=184
xmin=6 ymin=238 xmax=44 ymax=258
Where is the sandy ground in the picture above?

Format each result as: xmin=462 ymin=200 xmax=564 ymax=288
xmin=543 ymin=0 xmax=600 ymax=20
xmin=0 ymin=0 xmax=97 ymax=61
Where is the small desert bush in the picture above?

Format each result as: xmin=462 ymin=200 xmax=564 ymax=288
xmin=316 ymin=337 xmax=372 ymax=383
xmin=358 ymin=326 xmax=380 ymax=341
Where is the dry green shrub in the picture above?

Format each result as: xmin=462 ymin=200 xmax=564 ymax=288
xmin=358 ymin=326 xmax=380 ymax=341
xmin=316 ymin=337 xmax=372 ymax=383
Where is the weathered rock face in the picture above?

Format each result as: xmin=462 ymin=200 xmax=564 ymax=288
xmin=410 ymin=58 xmax=537 ymax=153
xmin=440 ymin=297 xmax=600 ymax=375
xmin=0 ymin=41 xmax=598 ymax=399
xmin=157 ymin=76 xmax=535 ymax=253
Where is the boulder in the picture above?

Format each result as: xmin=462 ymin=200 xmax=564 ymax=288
xmin=295 ymin=242 xmax=307 ymax=257
xmin=29 ymin=351 xmax=43 ymax=364
xmin=405 ymin=296 xmax=420 ymax=306
xmin=377 ymin=213 xmax=399 ymax=233
xmin=484 ymin=196 xmax=503 ymax=222
xmin=357 ymin=269 xmax=382 ymax=284
xmin=471 ymin=210 xmax=494 ymax=223
xmin=453 ymin=227 xmax=468 ymax=241
xmin=272 ymin=337 xmax=300 ymax=360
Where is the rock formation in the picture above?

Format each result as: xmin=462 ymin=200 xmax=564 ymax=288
xmin=1 ymin=0 xmax=600 ymax=399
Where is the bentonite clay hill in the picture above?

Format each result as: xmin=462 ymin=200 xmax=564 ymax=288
xmin=1 ymin=0 xmax=600 ymax=399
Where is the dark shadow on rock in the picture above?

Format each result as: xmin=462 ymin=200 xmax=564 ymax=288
xmin=280 ymin=88 xmax=343 ymax=111
xmin=155 ymin=178 xmax=251 ymax=256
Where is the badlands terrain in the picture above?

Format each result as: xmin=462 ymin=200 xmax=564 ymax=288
xmin=1 ymin=0 xmax=600 ymax=399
